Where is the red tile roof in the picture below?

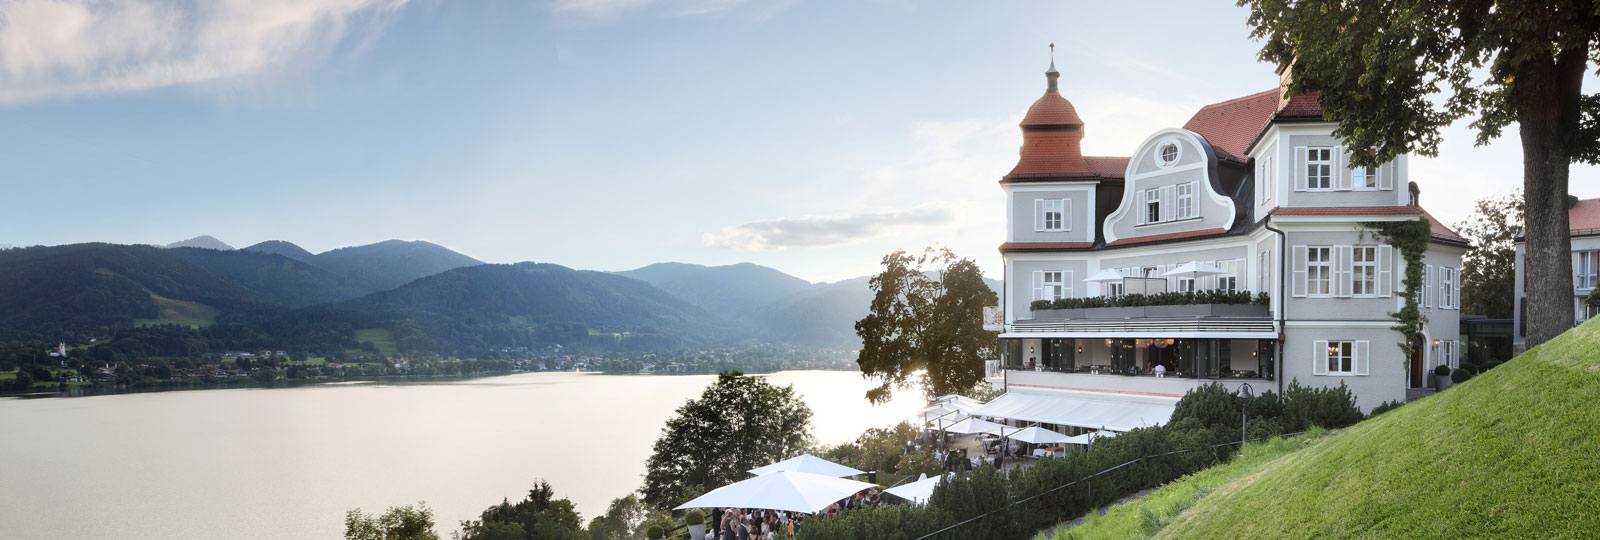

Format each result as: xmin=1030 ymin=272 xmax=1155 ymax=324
xmin=1276 ymin=92 xmax=1325 ymax=120
xmin=1084 ymin=156 xmax=1129 ymax=178
xmin=1183 ymin=89 xmax=1279 ymax=163
xmin=1006 ymin=130 xmax=1094 ymax=179
xmin=999 ymin=242 xmax=1094 ymax=253
xmin=1106 ymin=228 xmax=1230 ymax=246
xmin=1569 ymin=198 xmax=1600 ymax=233
xmin=1020 ymin=92 xmax=1083 ymax=127
xmin=1423 ymin=209 xmax=1468 ymax=244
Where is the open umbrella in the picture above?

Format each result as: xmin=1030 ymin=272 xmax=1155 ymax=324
xmin=921 ymin=406 xmax=966 ymax=424
xmin=883 ymin=473 xmax=953 ymax=505
xmin=930 ymin=394 xmax=984 ymax=412
xmin=1084 ymin=268 xmax=1128 ymax=282
xmin=673 ymin=471 xmax=877 ymax=513
xmin=749 ymin=454 xmax=866 ymax=478
xmin=941 ymin=417 xmax=1009 ymax=436
xmin=1004 ymin=425 xmax=1074 ymax=445
xmin=1163 ymin=260 xmax=1226 ymax=291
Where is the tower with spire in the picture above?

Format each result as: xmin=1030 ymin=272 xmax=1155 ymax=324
xmin=1005 ymin=44 xmax=1092 ymax=180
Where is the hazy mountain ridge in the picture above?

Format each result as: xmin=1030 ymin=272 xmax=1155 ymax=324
xmin=312 ymin=239 xmax=484 ymax=291
xmin=163 ymin=235 xmax=235 ymax=250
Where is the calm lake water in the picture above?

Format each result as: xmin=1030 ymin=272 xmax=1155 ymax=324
xmin=0 ymin=370 xmax=924 ymax=540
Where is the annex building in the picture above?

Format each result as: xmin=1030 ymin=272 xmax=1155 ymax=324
xmin=974 ymin=56 xmax=1467 ymax=432
xmin=1512 ymin=197 xmax=1600 ymax=351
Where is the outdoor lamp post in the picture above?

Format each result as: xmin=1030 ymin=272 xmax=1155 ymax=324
xmin=1236 ymin=382 xmax=1255 ymax=446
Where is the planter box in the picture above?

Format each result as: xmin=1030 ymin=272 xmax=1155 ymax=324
xmin=1434 ymin=374 xmax=1452 ymax=390
xmin=1085 ymin=306 xmax=1144 ymax=319
xmin=1032 ymin=308 xmax=1086 ymax=320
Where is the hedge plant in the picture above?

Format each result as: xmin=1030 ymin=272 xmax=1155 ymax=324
xmin=1029 ymin=289 xmax=1267 ymax=312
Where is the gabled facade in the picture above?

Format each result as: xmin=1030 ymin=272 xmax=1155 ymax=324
xmin=980 ymin=60 xmax=1468 ymax=424
xmin=1512 ymin=197 xmax=1600 ymax=351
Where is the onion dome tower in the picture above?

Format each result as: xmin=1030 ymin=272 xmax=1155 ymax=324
xmin=1005 ymin=44 xmax=1092 ymax=180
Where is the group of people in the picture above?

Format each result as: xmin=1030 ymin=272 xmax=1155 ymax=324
xmin=934 ymin=447 xmax=993 ymax=472
xmin=704 ymin=488 xmax=883 ymax=540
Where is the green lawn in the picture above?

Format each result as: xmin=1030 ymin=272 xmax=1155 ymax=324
xmin=1038 ymin=430 xmax=1327 ymax=540
xmin=0 ymin=371 xmax=15 ymax=381
xmin=1051 ymin=318 xmax=1600 ymax=539
xmin=133 ymin=293 xmax=219 ymax=327
xmin=352 ymin=328 xmax=398 ymax=356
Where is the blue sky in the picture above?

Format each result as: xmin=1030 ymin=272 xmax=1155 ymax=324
xmin=3 ymin=1 xmax=1595 ymax=282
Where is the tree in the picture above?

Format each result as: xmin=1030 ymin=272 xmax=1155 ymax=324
xmin=345 ymin=502 xmax=439 ymax=540
xmin=1458 ymin=191 xmax=1525 ymax=317
xmin=1240 ymin=0 xmax=1596 ymax=347
xmin=585 ymin=494 xmax=657 ymax=540
xmin=640 ymin=370 xmax=813 ymax=508
xmin=455 ymin=480 xmax=587 ymax=540
xmin=855 ymin=247 xmax=998 ymax=403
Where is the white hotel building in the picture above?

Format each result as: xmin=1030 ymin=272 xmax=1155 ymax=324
xmin=973 ymin=60 xmax=1468 ymax=431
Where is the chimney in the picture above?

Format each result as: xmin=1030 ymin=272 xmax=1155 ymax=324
xmin=1276 ymin=62 xmax=1294 ymax=109
xmin=1408 ymin=181 xmax=1421 ymax=207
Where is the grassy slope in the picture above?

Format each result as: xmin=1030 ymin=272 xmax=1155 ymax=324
xmin=352 ymin=328 xmax=398 ymax=356
xmin=1108 ymin=319 xmax=1600 ymax=539
xmin=1039 ymin=430 xmax=1328 ymax=540
xmin=133 ymin=293 xmax=220 ymax=327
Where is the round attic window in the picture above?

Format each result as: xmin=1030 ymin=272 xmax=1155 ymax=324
xmin=1157 ymin=140 xmax=1181 ymax=168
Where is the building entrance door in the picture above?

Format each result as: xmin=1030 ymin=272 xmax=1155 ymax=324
xmin=1410 ymin=341 xmax=1425 ymax=388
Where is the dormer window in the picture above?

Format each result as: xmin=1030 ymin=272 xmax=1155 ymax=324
xmin=1156 ymin=140 xmax=1181 ymax=168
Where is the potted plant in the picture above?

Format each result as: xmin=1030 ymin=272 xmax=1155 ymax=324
xmin=684 ymin=509 xmax=706 ymax=540
xmin=1433 ymin=364 xmax=1452 ymax=390
xmin=646 ymin=524 xmax=666 ymax=540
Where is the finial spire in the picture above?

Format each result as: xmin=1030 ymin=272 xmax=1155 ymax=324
xmin=1045 ymin=43 xmax=1060 ymax=94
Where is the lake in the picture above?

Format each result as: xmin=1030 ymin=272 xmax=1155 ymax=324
xmin=0 ymin=370 xmax=925 ymax=540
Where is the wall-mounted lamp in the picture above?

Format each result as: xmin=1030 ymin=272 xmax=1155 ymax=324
xmin=1104 ymin=339 xmax=1113 ymax=347
xmin=1077 ymin=345 xmax=1084 ymax=354
xmin=1252 ymin=350 xmax=1258 ymax=357
xmin=1431 ymin=339 xmax=1441 ymax=348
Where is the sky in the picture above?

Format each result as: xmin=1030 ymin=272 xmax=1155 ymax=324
xmin=3 ymin=0 xmax=1598 ymax=283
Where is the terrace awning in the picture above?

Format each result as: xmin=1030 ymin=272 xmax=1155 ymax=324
xmin=972 ymin=388 xmax=1178 ymax=433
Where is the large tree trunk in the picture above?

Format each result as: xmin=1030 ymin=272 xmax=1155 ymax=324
xmin=1515 ymin=46 xmax=1585 ymax=348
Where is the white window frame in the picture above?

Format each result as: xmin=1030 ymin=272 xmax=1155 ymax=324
xmin=1578 ymin=250 xmax=1599 ymax=290
xmin=1143 ymin=188 xmax=1162 ymax=224
xmin=1157 ymin=140 xmax=1182 ymax=168
xmin=1177 ymin=277 xmax=1195 ymax=293
xmin=1258 ymin=156 xmax=1274 ymax=204
xmin=1327 ymin=341 xmax=1356 ymax=375
xmin=1037 ymin=198 xmax=1068 ymax=232
xmin=1306 ymin=147 xmax=1333 ymax=190
xmin=1307 ymin=246 xmax=1332 ymax=297
xmin=1352 ymin=165 xmax=1379 ymax=190
xmin=1352 ymin=246 xmax=1377 ymax=297
xmin=1176 ymin=182 xmax=1196 ymax=220
xmin=1215 ymin=259 xmax=1239 ymax=292
xmin=1257 ymin=251 xmax=1269 ymax=292
xmin=1105 ymin=281 xmax=1124 ymax=297
xmin=1441 ymin=267 xmax=1456 ymax=308
xmin=1042 ymin=271 xmax=1066 ymax=301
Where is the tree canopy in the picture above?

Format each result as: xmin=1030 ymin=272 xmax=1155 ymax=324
xmin=454 ymin=480 xmax=588 ymax=540
xmin=345 ymin=502 xmax=439 ymax=540
xmin=855 ymin=247 xmax=998 ymax=404
xmin=639 ymin=370 xmax=814 ymax=509
xmin=1240 ymin=0 xmax=1596 ymax=346
xmin=1458 ymin=191 xmax=1525 ymax=318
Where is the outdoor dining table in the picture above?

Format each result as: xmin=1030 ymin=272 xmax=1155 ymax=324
xmin=1031 ymin=447 xmax=1066 ymax=458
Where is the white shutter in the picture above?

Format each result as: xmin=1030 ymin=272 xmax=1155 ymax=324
xmin=1162 ymin=185 xmax=1175 ymax=222
xmin=1356 ymin=341 xmax=1370 ymax=375
xmin=1062 ymin=199 xmax=1072 ymax=231
xmin=1313 ymin=340 xmax=1329 ymax=375
xmin=1380 ymin=162 xmax=1394 ymax=190
xmin=1454 ymin=270 xmax=1462 ymax=310
xmin=1031 ymin=270 xmax=1043 ymax=302
xmin=1292 ymin=245 xmax=1308 ymax=297
xmin=1294 ymin=147 xmax=1308 ymax=191
xmin=1425 ymin=264 xmax=1434 ymax=308
xmin=1377 ymin=245 xmax=1393 ymax=297
xmin=1336 ymin=245 xmax=1354 ymax=297
xmin=1064 ymin=270 xmax=1074 ymax=298
xmin=1138 ymin=190 xmax=1148 ymax=225
xmin=1034 ymin=199 xmax=1044 ymax=232
xmin=1336 ymin=146 xmax=1351 ymax=190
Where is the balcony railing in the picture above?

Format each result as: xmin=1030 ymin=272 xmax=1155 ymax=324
xmin=983 ymin=306 xmax=1004 ymax=331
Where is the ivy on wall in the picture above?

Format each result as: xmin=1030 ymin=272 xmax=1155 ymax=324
xmin=1362 ymin=217 xmax=1432 ymax=358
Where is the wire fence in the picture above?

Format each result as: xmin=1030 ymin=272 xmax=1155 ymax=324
xmin=914 ymin=431 xmax=1308 ymax=540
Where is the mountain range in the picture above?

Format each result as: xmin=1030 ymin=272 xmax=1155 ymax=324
xmin=0 ymin=236 xmax=998 ymax=355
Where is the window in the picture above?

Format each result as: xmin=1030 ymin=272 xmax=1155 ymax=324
xmin=1038 ymin=198 xmax=1066 ymax=232
xmin=1144 ymin=189 xmax=1161 ymax=224
xmin=1579 ymin=250 xmax=1599 ymax=289
xmin=1215 ymin=259 xmax=1238 ymax=292
xmin=1157 ymin=141 xmax=1180 ymax=167
xmin=1176 ymin=182 xmax=1195 ymax=219
xmin=1258 ymin=251 xmax=1270 ymax=292
xmin=1307 ymin=148 xmax=1333 ymax=190
xmin=1353 ymin=246 xmax=1377 ymax=296
xmin=1177 ymin=277 xmax=1195 ymax=293
xmin=1141 ymin=266 xmax=1159 ymax=278
xmin=1583 ymin=302 xmax=1600 ymax=324
xmin=1441 ymin=267 xmax=1456 ymax=308
xmin=1307 ymin=247 xmax=1331 ymax=296
xmin=1043 ymin=271 xmax=1066 ymax=301
xmin=1353 ymin=165 xmax=1379 ymax=189
xmin=1105 ymin=281 xmax=1124 ymax=297
xmin=1328 ymin=341 xmax=1355 ymax=375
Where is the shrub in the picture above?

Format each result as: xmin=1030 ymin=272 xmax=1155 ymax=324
xmin=683 ymin=510 xmax=703 ymax=526
xmin=1451 ymin=367 xmax=1475 ymax=384
xmin=1434 ymin=364 xmax=1452 ymax=376
xmin=1281 ymin=380 xmax=1363 ymax=432
xmin=1368 ymin=400 xmax=1405 ymax=417
xmin=645 ymin=524 xmax=664 ymax=539
xmin=1028 ymin=289 xmax=1264 ymax=312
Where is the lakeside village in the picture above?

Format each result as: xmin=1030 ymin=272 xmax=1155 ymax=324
xmin=0 ymin=341 xmax=858 ymax=394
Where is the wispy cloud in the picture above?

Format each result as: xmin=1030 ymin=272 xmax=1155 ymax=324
xmin=547 ymin=0 xmax=784 ymax=20
xmin=0 ymin=0 xmax=408 ymax=104
xmin=702 ymin=202 xmax=965 ymax=252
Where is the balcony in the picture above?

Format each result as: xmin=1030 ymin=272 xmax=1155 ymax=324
xmin=1011 ymin=302 xmax=1274 ymax=338
xmin=1006 ymin=369 xmax=1264 ymax=399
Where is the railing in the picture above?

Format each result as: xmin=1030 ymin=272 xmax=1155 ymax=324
xmin=984 ymin=360 xmax=1001 ymax=378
